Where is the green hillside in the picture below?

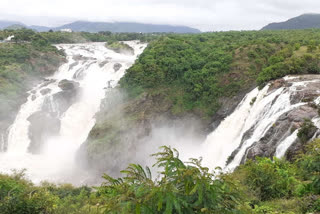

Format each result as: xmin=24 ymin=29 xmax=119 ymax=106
xmin=262 ymin=14 xmax=320 ymax=30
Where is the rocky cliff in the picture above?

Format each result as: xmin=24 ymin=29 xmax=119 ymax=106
xmin=227 ymin=75 xmax=320 ymax=167
xmin=83 ymin=75 xmax=320 ymax=174
xmin=0 ymin=48 xmax=65 ymax=151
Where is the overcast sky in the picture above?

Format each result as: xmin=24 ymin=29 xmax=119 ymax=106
xmin=0 ymin=0 xmax=319 ymax=31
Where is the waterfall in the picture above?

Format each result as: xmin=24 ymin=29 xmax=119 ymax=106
xmin=274 ymin=130 xmax=298 ymax=158
xmin=202 ymin=77 xmax=320 ymax=171
xmin=0 ymin=41 xmax=146 ymax=184
xmin=0 ymin=134 xmax=5 ymax=152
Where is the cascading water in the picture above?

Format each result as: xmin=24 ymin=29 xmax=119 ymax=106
xmin=274 ymin=130 xmax=298 ymax=158
xmin=202 ymin=76 xmax=320 ymax=171
xmin=1 ymin=41 xmax=319 ymax=185
xmin=0 ymin=41 xmax=146 ymax=184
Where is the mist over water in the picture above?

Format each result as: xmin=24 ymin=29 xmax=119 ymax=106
xmin=0 ymin=41 xmax=146 ymax=184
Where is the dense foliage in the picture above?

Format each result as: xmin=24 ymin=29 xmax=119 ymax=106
xmin=1 ymin=28 xmax=320 ymax=213
xmin=120 ymin=30 xmax=320 ymax=116
xmin=1 ymin=140 xmax=320 ymax=213
xmin=105 ymin=41 xmax=134 ymax=55
xmin=98 ymin=146 xmax=242 ymax=213
xmin=0 ymin=29 xmax=65 ymax=121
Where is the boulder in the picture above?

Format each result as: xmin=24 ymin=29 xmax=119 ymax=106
xmin=58 ymin=79 xmax=80 ymax=91
xmin=40 ymin=88 xmax=51 ymax=95
xmin=113 ymin=63 xmax=122 ymax=72
xmin=27 ymin=111 xmax=60 ymax=154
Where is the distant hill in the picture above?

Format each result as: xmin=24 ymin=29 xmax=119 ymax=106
xmin=29 ymin=25 xmax=51 ymax=32
xmin=0 ymin=21 xmax=25 ymax=29
xmin=5 ymin=24 xmax=26 ymax=30
xmin=0 ymin=20 xmax=200 ymax=33
xmin=262 ymin=14 xmax=320 ymax=30
xmin=53 ymin=21 xmax=201 ymax=33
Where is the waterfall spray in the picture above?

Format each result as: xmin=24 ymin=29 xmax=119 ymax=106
xmin=0 ymin=41 xmax=146 ymax=184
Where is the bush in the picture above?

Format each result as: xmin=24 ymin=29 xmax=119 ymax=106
xmin=242 ymin=158 xmax=298 ymax=201
xmin=297 ymin=119 xmax=316 ymax=144
xmin=97 ymin=146 xmax=243 ymax=213
xmin=296 ymin=139 xmax=320 ymax=194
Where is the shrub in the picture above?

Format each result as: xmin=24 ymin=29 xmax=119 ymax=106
xmin=242 ymin=158 xmax=298 ymax=201
xmin=296 ymin=139 xmax=320 ymax=194
xmin=97 ymin=146 xmax=243 ymax=213
xmin=297 ymin=119 xmax=316 ymax=144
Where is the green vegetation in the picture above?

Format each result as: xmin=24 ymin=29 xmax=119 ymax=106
xmin=1 ymin=28 xmax=320 ymax=213
xmin=105 ymin=41 xmax=134 ymax=54
xmin=38 ymin=31 xmax=159 ymax=44
xmin=0 ymin=29 xmax=65 ymax=121
xmin=120 ymin=30 xmax=320 ymax=117
xmin=98 ymin=146 xmax=242 ymax=213
xmin=1 ymin=28 xmax=161 ymax=44
xmin=1 ymin=140 xmax=320 ymax=213
xmin=297 ymin=119 xmax=317 ymax=143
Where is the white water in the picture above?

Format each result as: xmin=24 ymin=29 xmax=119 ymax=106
xmin=202 ymin=77 xmax=318 ymax=171
xmin=0 ymin=41 xmax=146 ymax=184
xmin=0 ymin=134 xmax=4 ymax=152
xmin=275 ymin=130 xmax=299 ymax=158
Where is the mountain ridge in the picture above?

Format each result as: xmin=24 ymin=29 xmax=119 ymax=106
xmin=262 ymin=13 xmax=320 ymax=30
xmin=0 ymin=20 xmax=201 ymax=33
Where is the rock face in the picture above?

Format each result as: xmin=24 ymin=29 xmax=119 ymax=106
xmin=227 ymin=75 xmax=320 ymax=166
xmin=58 ymin=79 xmax=80 ymax=91
xmin=27 ymin=79 xmax=80 ymax=153
xmin=113 ymin=63 xmax=122 ymax=72
xmin=81 ymin=75 xmax=320 ymax=174
xmin=245 ymin=105 xmax=318 ymax=161
xmin=27 ymin=111 xmax=60 ymax=153
xmin=0 ymin=51 xmax=65 ymax=152
xmin=79 ymin=90 xmax=207 ymax=176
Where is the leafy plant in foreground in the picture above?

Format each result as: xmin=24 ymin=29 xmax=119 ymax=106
xmin=98 ymin=146 xmax=243 ymax=213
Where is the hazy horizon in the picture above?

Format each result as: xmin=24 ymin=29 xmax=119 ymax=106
xmin=0 ymin=0 xmax=319 ymax=31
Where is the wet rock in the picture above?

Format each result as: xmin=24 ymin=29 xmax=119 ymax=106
xmin=27 ymin=111 xmax=60 ymax=154
xmin=40 ymin=88 xmax=51 ymax=95
xmin=244 ymin=105 xmax=318 ymax=162
xmin=40 ymin=79 xmax=55 ymax=88
xmin=51 ymin=89 xmax=80 ymax=114
xmin=80 ymin=90 xmax=207 ymax=175
xmin=69 ymin=61 xmax=79 ymax=70
xmin=269 ymin=78 xmax=286 ymax=91
xmin=73 ymin=68 xmax=85 ymax=80
xmin=58 ymin=79 xmax=80 ymax=91
xmin=113 ymin=63 xmax=122 ymax=72
xmin=72 ymin=54 xmax=96 ymax=61
xmin=106 ymin=80 xmax=114 ymax=89
xmin=99 ymin=60 xmax=109 ymax=68
xmin=227 ymin=76 xmax=320 ymax=166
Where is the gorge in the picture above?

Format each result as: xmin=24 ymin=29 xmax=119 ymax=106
xmin=1 ymin=29 xmax=320 ymax=213
xmin=0 ymin=41 xmax=319 ymax=184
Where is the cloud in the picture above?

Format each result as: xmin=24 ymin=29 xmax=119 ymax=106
xmin=0 ymin=0 xmax=319 ymax=31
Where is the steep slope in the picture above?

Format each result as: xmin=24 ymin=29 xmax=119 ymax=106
xmin=83 ymin=30 xmax=320 ymax=174
xmin=206 ymin=75 xmax=320 ymax=170
xmin=0 ymin=33 xmax=66 ymax=152
xmin=262 ymin=14 xmax=320 ymax=30
xmin=0 ymin=41 xmax=146 ymax=184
